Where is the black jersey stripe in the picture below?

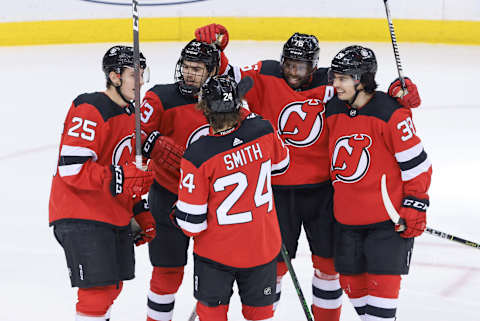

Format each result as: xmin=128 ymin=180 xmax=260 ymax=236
xmin=58 ymin=155 xmax=91 ymax=166
xmin=175 ymin=208 xmax=207 ymax=224
xmin=365 ymin=305 xmax=397 ymax=319
xmin=397 ymin=150 xmax=428 ymax=171
xmin=147 ymin=299 xmax=175 ymax=313
xmin=312 ymin=286 xmax=344 ymax=300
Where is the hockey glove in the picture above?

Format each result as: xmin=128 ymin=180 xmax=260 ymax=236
xmin=388 ymin=77 xmax=421 ymax=109
xmin=195 ymin=23 xmax=229 ymax=51
xmin=109 ymin=163 xmax=153 ymax=199
xmin=397 ymin=196 xmax=429 ymax=238
xmin=142 ymin=131 xmax=185 ymax=173
xmin=131 ymin=199 xmax=156 ymax=246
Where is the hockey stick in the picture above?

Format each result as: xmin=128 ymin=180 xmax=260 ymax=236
xmin=187 ymin=308 xmax=197 ymax=321
xmin=280 ymin=243 xmax=314 ymax=321
xmin=132 ymin=0 xmax=143 ymax=169
xmin=382 ymin=0 xmax=407 ymax=95
xmin=381 ymin=174 xmax=480 ymax=250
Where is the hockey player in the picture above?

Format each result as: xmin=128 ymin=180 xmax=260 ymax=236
xmin=49 ymin=46 xmax=159 ymax=321
xmin=326 ymin=45 xmax=432 ymax=321
xmin=139 ymin=40 xmax=226 ymax=321
xmin=194 ymin=24 xmax=422 ymax=321
xmin=173 ymin=75 xmax=290 ymax=321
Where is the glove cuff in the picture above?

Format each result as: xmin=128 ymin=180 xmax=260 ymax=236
xmin=142 ymin=131 xmax=162 ymax=159
xmin=402 ymin=196 xmax=429 ymax=212
xmin=110 ymin=165 xmax=124 ymax=196
xmin=133 ymin=199 xmax=149 ymax=216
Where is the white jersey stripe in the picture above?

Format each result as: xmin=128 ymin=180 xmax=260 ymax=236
xmin=395 ymin=142 xmax=423 ymax=163
xmin=176 ymin=217 xmax=207 ymax=234
xmin=312 ymin=296 xmax=343 ymax=309
xmin=312 ymin=275 xmax=341 ymax=292
xmin=147 ymin=290 xmax=175 ymax=304
xmin=61 ymin=145 xmax=98 ymax=161
xmin=350 ymin=296 xmax=367 ymax=308
xmin=271 ymin=151 xmax=290 ymax=176
xmin=176 ymin=199 xmax=207 ymax=215
xmin=367 ymin=295 xmax=398 ymax=309
xmin=58 ymin=163 xmax=83 ymax=177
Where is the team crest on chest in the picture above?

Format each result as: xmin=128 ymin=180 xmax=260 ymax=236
xmin=277 ymin=99 xmax=325 ymax=147
xmin=187 ymin=124 xmax=210 ymax=147
xmin=112 ymin=134 xmax=134 ymax=165
xmin=331 ymin=134 xmax=372 ymax=183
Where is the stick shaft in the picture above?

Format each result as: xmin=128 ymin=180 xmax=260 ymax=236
xmin=425 ymin=227 xmax=480 ymax=249
xmin=132 ymin=0 xmax=142 ymax=168
xmin=280 ymin=244 xmax=314 ymax=321
xmin=382 ymin=174 xmax=479 ymax=250
xmin=383 ymin=0 xmax=407 ymax=91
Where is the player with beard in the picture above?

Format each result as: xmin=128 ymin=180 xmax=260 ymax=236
xmin=195 ymin=24 xmax=421 ymax=321
xmin=174 ymin=75 xmax=290 ymax=321
xmin=139 ymin=39 xmax=229 ymax=321
xmin=49 ymin=46 xmax=156 ymax=321
xmin=326 ymin=45 xmax=432 ymax=321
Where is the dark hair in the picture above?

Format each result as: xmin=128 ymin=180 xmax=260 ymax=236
xmin=196 ymin=100 xmax=241 ymax=133
xmin=360 ymin=72 xmax=377 ymax=94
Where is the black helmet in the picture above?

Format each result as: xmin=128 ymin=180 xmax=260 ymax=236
xmin=200 ymin=75 xmax=253 ymax=113
xmin=330 ymin=45 xmax=377 ymax=80
xmin=175 ymin=40 xmax=220 ymax=96
xmin=102 ymin=45 xmax=146 ymax=76
xmin=281 ymin=33 xmax=320 ymax=68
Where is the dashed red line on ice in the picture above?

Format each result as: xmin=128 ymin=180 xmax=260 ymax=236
xmin=0 ymin=145 xmax=56 ymax=161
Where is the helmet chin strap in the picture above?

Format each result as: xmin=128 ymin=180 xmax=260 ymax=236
xmin=346 ymin=79 xmax=364 ymax=106
xmin=114 ymin=78 xmax=131 ymax=106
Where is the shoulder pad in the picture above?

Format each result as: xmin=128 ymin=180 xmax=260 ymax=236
xmin=310 ymin=68 xmax=329 ymax=87
xmin=73 ymin=92 xmax=125 ymax=122
xmin=184 ymin=114 xmax=274 ymax=168
xmin=148 ymin=83 xmax=197 ymax=110
xmin=325 ymin=96 xmax=347 ymax=118
xmin=365 ymin=91 xmax=403 ymax=122
xmin=259 ymin=60 xmax=283 ymax=78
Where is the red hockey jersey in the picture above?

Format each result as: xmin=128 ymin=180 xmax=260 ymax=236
xmin=49 ymin=92 xmax=137 ymax=227
xmin=174 ymin=113 xmax=290 ymax=268
xmin=228 ymin=60 xmax=334 ymax=188
xmin=140 ymin=84 xmax=210 ymax=194
xmin=326 ymin=92 xmax=432 ymax=226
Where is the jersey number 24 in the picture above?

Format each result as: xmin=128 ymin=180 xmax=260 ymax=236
xmin=181 ymin=160 xmax=273 ymax=225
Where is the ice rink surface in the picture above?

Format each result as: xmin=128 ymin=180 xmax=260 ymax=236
xmin=1 ymin=41 xmax=479 ymax=321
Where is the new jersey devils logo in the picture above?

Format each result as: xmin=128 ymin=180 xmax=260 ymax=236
xmin=112 ymin=134 xmax=134 ymax=165
xmin=277 ymin=99 xmax=325 ymax=147
xmin=331 ymin=134 xmax=372 ymax=183
xmin=186 ymin=124 xmax=210 ymax=147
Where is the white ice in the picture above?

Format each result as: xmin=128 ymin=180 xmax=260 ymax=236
xmin=1 ymin=41 xmax=479 ymax=321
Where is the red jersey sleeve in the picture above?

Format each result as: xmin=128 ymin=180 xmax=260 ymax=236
xmin=141 ymin=90 xmax=166 ymax=135
xmin=174 ymin=158 xmax=209 ymax=236
xmin=271 ymin=131 xmax=290 ymax=176
xmin=57 ymin=102 xmax=110 ymax=191
xmin=385 ymin=108 xmax=432 ymax=199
